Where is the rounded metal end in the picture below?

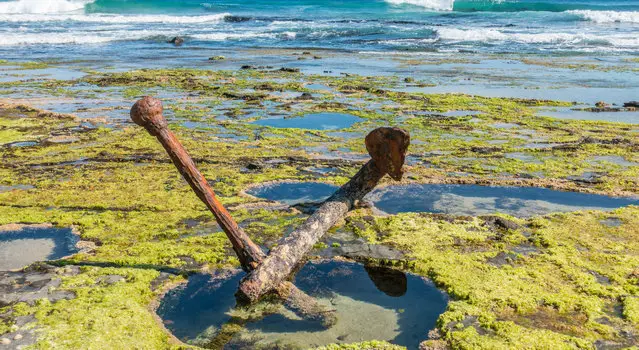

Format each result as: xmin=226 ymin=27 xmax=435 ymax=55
xmin=365 ymin=127 xmax=410 ymax=181
xmin=130 ymin=96 xmax=166 ymax=135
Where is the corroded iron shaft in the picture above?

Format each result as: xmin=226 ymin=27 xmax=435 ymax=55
xmin=237 ymin=127 xmax=410 ymax=303
xmin=130 ymin=96 xmax=265 ymax=271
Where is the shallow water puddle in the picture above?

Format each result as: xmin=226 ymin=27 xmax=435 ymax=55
xmin=537 ymin=107 xmax=639 ymax=124
xmin=368 ymin=184 xmax=639 ymax=217
xmin=247 ymin=182 xmax=337 ymax=205
xmin=248 ymin=182 xmax=639 ymax=218
xmin=588 ymin=156 xmax=638 ymax=167
xmin=6 ymin=141 xmax=38 ymax=148
xmin=0 ymin=227 xmax=79 ymax=270
xmin=253 ymin=112 xmax=360 ymax=130
xmin=0 ymin=184 xmax=34 ymax=192
xmin=157 ymin=261 xmax=447 ymax=349
xmin=441 ymin=110 xmax=484 ymax=117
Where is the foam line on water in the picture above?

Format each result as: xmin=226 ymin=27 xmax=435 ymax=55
xmin=0 ymin=0 xmax=94 ymax=14
xmin=0 ymin=30 xmax=172 ymax=45
xmin=384 ymin=0 xmax=455 ymax=11
xmin=435 ymin=27 xmax=639 ymax=47
xmin=0 ymin=12 xmax=231 ymax=24
xmin=568 ymin=10 xmax=639 ymax=24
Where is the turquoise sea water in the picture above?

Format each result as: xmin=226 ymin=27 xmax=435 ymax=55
xmin=0 ymin=0 xmax=638 ymax=57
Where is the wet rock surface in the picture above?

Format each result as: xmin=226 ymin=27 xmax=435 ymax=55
xmin=0 ymin=264 xmax=77 ymax=307
xmin=0 ymin=264 xmax=81 ymax=349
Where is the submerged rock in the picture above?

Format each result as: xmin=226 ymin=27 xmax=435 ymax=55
xmin=295 ymin=92 xmax=314 ymax=101
xmin=280 ymin=67 xmax=300 ymax=73
xmin=481 ymin=216 xmax=520 ymax=231
xmin=167 ymin=37 xmax=184 ymax=46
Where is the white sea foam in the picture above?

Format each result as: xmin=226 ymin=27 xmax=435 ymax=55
xmin=568 ymin=10 xmax=639 ymax=24
xmin=435 ymin=28 xmax=639 ymax=47
xmin=0 ymin=0 xmax=93 ymax=14
xmin=0 ymin=30 xmax=171 ymax=46
xmin=0 ymin=13 xmax=231 ymax=24
xmin=384 ymin=0 xmax=454 ymax=11
xmin=190 ymin=32 xmax=277 ymax=41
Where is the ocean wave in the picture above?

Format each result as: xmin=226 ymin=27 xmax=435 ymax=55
xmin=0 ymin=0 xmax=93 ymax=14
xmin=435 ymin=28 xmax=639 ymax=47
xmin=384 ymin=0 xmax=454 ymax=11
xmin=0 ymin=12 xmax=230 ymax=24
xmin=0 ymin=30 xmax=171 ymax=45
xmin=190 ymin=33 xmax=278 ymax=41
xmin=568 ymin=10 xmax=639 ymax=24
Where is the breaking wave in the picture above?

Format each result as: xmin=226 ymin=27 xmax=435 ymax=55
xmin=568 ymin=10 xmax=639 ymax=23
xmin=435 ymin=27 xmax=639 ymax=47
xmin=0 ymin=0 xmax=93 ymax=14
xmin=384 ymin=0 xmax=455 ymax=11
xmin=0 ymin=12 xmax=230 ymax=24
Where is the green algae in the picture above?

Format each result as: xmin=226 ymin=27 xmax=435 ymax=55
xmin=12 ymin=267 xmax=183 ymax=350
xmin=313 ymin=341 xmax=405 ymax=350
xmin=346 ymin=207 xmax=639 ymax=348
xmin=0 ymin=60 xmax=51 ymax=70
xmin=0 ymin=64 xmax=638 ymax=349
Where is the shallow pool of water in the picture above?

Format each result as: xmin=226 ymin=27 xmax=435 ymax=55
xmin=253 ymin=112 xmax=360 ymax=130
xmin=441 ymin=110 xmax=484 ymax=117
xmin=247 ymin=182 xmax=337 ymax=205
xmin=247 ymin=182 xmax=639 ymax=218
xmin=157 ymin=261 xmax=447 ymax=349
xmin=0 ymin=227 xmax=79 ymax=270
xmin=368 ymin=184 xmax=639 ymax=217
xmin=537 ymin=107 xmax=639 ymax=124
xmin=0 ymin=184 xmax=34 ymax=192
xmin=7 ymin=141 xmax=39 ymax=148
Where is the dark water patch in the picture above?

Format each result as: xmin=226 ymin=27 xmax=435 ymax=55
xmin=504 ymin=152 xmax=542 ymax=164
xmin=517 ymin=142 xmax=560 ymax=149
xmin=537 ymin=107 xmax=639 ymax=124
xmin=367 ymin=184 xmax=639 ymax=217
xmin=491 ymin=122 xmax=519 ymax=129
xmin=442 ymin=110 xmax=484 ymax=117
xmin=600 ymin=217 xmax=623 ymax=228
xmin=0 ymin=227 xmax=79 ymax=271
xmin=0 ymin=184 xmax=34 ymax=192
xmin=6 ymin=141 xmax=39 ymax=148
xmin=157 ymin=261 xmax=447 ymax=349
xmin=253 ymin=113 xmax=361 ymax=130
xmin=246 ymin=182 xmax=337 ymax=205
xmin=326 ymin=131 xmax=360 ymax=139
xmin=303 ymin=167 xmax=342 ymax=176
xmin=306 ymin=83 xmax=332 ymax=91
xmin=588 ymin=156 xmax=638 ymax=167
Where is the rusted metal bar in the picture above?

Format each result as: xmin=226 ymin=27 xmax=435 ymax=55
xmin=130 ymin=96 xmax=265 ymax=271
xmin=130 ymin=96 xmax=337 ymax=328
xmin=237 ymin=127 xmax=410 ymax=303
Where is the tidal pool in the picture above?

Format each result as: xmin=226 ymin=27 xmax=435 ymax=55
xmin=368 ymin=184 xmax=639 ymax=217
xmin=246 ymin=182 xmax=337 ymax=205
xmin=247 ymin=182 xmax=639 ymax=218
xmin=0 ymin=227 xmax=79 ymax=270
xmin=157 ymin=261 xmax=447 ymax=349
xmin=253 ymin=112 xmax=360 ymax=130
xmin=537 ymin=107 xmax=639 ymax=124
